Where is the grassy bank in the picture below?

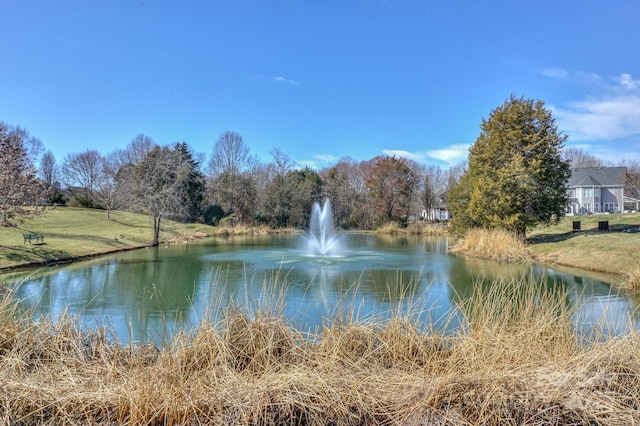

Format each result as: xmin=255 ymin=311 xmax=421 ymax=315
xmin=1 ymin=277 xmax=638 ymax=425
xmin=448 ymin=214 xmax=640 ymax=288
xmin=0 ymin=207 xmax=300 ymax=271
xmin=528 ymin=213 xmax=640 ymax=282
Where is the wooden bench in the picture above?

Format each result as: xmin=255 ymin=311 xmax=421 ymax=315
xmin=23 ymin=233 xmax=44 ymax=244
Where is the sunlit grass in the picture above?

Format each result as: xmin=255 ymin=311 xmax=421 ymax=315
xmin=0 ymin=207 xmax=301 ymax=270
xmin=1 ymin=275 xmax=639 ymax=425
xmin=528 ymin=213 xmax=640 ymax=287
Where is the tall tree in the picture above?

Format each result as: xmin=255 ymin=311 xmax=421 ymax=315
xmin=420 ymin=165 xmax=446 ymax=221
xmin=448 ymin=95 xmax=571 ymax=237
xmin=206 ymin=131 xmax=256 ymax=221
xmin=62 ymin=149 xmax=104 ymax=207
xmin=255 ymin=148 xmax=295 ymax=227
xmin=321 ymin=157 xmax=366 ymax=228
xmin=132 ymin=143 xmax=205 ymax=245
xmin=95 ymin=154 xmax=120 ymax=220
xmin=39 ymin=150 xmax=59 ymax=189
xmin=0 ymin=123 xmax=45 ymax=226
xmin=112 ymin=134 xmax=157 ymax=211
xmin=38 ymin=150 xmax=64 ymax=205
xmin=365 ymin=155 xmax=417 ymax=226
xmin=286 ymin=167 xmax=323 ymax=228
xmin=172 ymin=142 xmax=205 ymax=222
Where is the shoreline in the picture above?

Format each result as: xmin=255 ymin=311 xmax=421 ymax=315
xmin=1 ymin=230 xmax=624 ymax=285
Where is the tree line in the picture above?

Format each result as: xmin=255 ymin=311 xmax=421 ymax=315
xmin=2 ymin=95 xmax=639 ymax=243
xmin=1 ymin=124 xmax=465 ymax=244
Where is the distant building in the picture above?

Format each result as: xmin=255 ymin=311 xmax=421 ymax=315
xmin=422 ymin=192 xmax=451 ymax=221
xmin=566 ymin=167 xmax=626 ymax=215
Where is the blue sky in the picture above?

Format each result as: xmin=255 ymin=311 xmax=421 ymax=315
xmin=2 ymin=0 xmax=639 ymax=170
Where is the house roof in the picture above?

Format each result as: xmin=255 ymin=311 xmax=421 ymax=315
xmin=567 ymin=167 xmax=627 ymax=187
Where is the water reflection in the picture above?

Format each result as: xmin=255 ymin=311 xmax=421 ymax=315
xmin=5 ymin=234 xmax=637 ymax=344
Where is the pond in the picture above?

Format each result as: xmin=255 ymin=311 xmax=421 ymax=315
xmin=5 ymin=233 xmax=639 ymax=344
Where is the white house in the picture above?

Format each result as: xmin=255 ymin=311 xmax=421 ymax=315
xmin=566 ymin=167 xmax=626 ymax=215
xmin=421 ymin=192 xmax=451 ymax=221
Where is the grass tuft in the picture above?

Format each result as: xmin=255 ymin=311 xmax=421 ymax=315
xmin=451 ymin=227 xmax=531 ymax=262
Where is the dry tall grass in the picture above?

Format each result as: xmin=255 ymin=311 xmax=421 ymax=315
xmin=377 ymin=221 xmax=449 ymax=236
xmin=624 ymin=265 xmax=640 ymax=291
xmin=1 ymin=277 xmax=639 ymax=425
xmin=451 ymin=227 xmax=531 ymax=262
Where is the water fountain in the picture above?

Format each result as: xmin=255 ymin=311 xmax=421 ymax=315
xmin=305 ymin=199 xmax=344 ymax=257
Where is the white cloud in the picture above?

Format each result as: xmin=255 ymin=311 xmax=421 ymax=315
xmin=297 ymin=154 xmax=339 ymax=170
xmin=381 ymin=144 xmax=470 ymax=166
xmin=554 ymin=96 xmax=640 ymax=141
xmin=426 ymin=143 xmax=470 ymax=164
xmin=314 ymin=154 xmax=338 ymax=163
xmin=541 ymin=67 xmax=568 ymax=79
xmin=249 ymin=75 xmax=301 ymax=85
xmin=381 ymin=149 xmax=426 ymax=163
xmin=619 ymin=73 xmax=640 ymax=91
xmin=551 ymin=73 xmax=640 ymax=141
xmin=270 ymin=76 xmax=301 ymax=85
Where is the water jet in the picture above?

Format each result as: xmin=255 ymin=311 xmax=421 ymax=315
xmin=305 ymin=199 xmax=344 ymax=257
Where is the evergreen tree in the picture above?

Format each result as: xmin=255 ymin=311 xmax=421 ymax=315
xmin=448 ymin=95 xmax=571 ymax=238
xmin=172 ymin=142 xmax=205 ymax=222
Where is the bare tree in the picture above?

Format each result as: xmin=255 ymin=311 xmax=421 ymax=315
xmin=365 ymin=155 xmax=417 ymax=226
xmin=132 ymin=143 xmax=205 ymax=245
xmin=122 ymin=134 xmax=155 ymax=166
xmin=445 ymin=161 xmax=466 ymax=192
xmin=563 ymin=147 xmax=604 ymax=168
xmin=95 ymin=154 xmax=119 ymax=220
xmin=62 ymin=149 xmax=105 ymax=207
xmin=39 ymin=150 xmax=59 ymax=188
xmin=207 ymin=131 xmax=255 ymax=178
xmin=620 ymin=158 xmax=640 ymax=209
xmin=255 ymin=148 xmax=295 ymax=227
xmin=0 ymin=123 xmax=45 ymax=226
xmin=10 ymin=126 xmax=44 ymax=164
xmin=111 ymin=135 xmax=157 ymax=212
xmin=205 ymin=131 xmax=257 ymax=221
xmin=420 ymin=165 xmax=446 ymax=221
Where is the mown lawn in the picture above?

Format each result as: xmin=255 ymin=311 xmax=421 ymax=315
xmin=0 ymin=207 xmax=213 ymax=270
xmin=528 ymin=212 xmax=640 ymax=276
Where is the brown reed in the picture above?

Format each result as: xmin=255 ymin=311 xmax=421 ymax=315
xmin=0 ymin=275 xmax=639 ymax=425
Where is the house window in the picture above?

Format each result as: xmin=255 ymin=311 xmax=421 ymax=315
xmin=595 ymin=188 xmax=601 ymax=197
xmin=584 ymin=202 xmax=591 ymax=213
xmin=569 ymin=189 xmax=575 ymax=198
xmin=584 ymin=188 xmax=592 ymax=197
xmin=576 ymin=188 xmax=581 ymax=197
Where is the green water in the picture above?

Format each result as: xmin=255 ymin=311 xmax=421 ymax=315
xmin=7 ymin=234 xmax=638 ymax=344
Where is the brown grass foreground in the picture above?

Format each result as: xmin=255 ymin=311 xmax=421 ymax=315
xmin=1 ymin=278 xmax=639 ymax=425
